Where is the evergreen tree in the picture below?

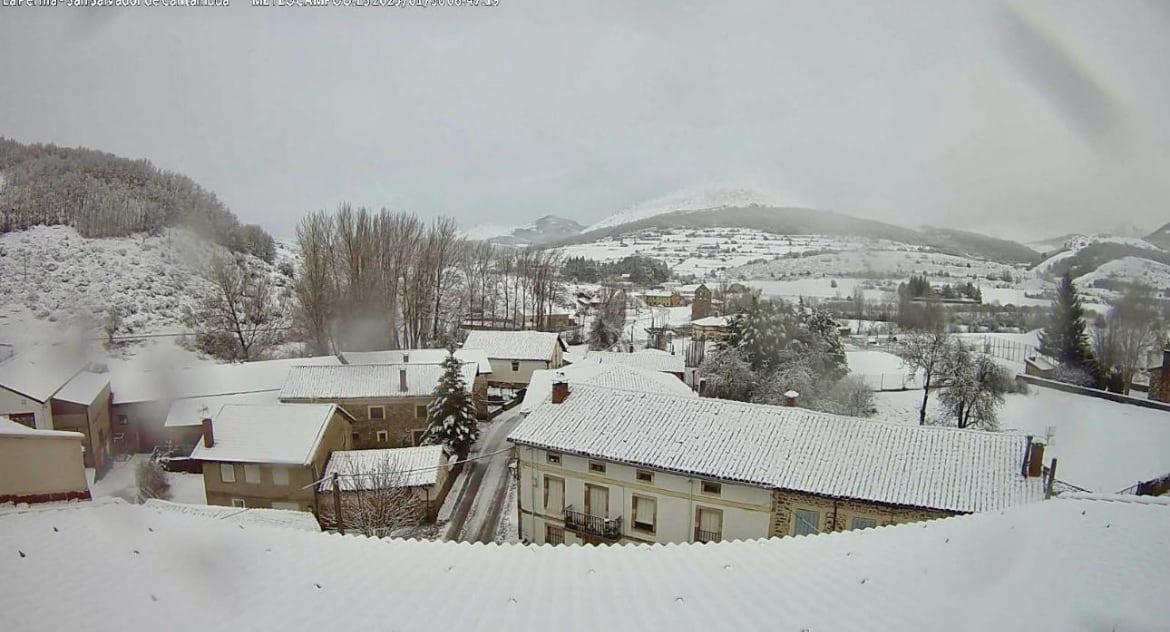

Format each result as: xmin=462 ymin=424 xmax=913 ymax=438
xmin=728 ymin=296 xmax=792 ymax=372
xmin=424 ymin=348 xmax=480 ymax=459
xmin=1038 ymin=272 xmax=1095 ymax=371
xmin=587 ymin=315 xmax=620 ymax=350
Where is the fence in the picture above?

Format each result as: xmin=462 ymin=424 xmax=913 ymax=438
xmin=853 ymin=373 xmax=923 ymax=392
xmin=1016 ymin=374 xmax=1170 ymax=413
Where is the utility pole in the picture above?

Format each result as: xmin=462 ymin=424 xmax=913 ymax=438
xmin=332 ymin=472 xmax=345 ymax=535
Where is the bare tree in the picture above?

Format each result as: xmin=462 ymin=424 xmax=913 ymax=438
xmin=317 ymin=455 xmax=429 ymax=538
xmin=1091 ymin=283 xmax=1161 ymax=393
xmin=898 ymin=329 xmax=954 ymax=425
xmin=294 ymin=211 xmax=336 ymax=356
xmin=135 ymin=460 xmax=171 ymax=503
xmin=937 ymin=344 xmax=1011 ymax=430
xmin=189 ymin=255 xmax=286 ymax=361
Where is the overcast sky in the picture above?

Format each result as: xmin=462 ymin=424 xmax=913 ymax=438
xmin=1 ymin=0 xmax=1167 ymax=241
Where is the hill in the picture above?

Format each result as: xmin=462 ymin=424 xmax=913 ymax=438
xmin=1145 ymin=222 xmax=1170 ymax=251
xmin=0 ymin=138 xmax=274 ymax=262
xmin=473 ymin=214 xmax=585 ymax=246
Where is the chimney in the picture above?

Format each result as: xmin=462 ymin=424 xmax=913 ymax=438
xmin=201 ymin=417 xmax=214 ymax=448
xmin=399 ymin=367 xmax=408 ymax=392
xmin=551 ymin=372 xmax=570 ymax=404
xmin=628 ymin=343 xmax=634 ymax=353
xmin=1026 ymin=439 xmax=1045 ymax=478
xmin=402 ymin=352 xmax=410 ymax=363
xmin=783 ymin=390 xmax=799 ymax=407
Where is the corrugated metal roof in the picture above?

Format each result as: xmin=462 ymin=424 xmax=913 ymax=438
xmin=509 ymin=386 xmax=1047 ymax=513
xmin=279 ymin=363 xmax=478 ymax=401
xmin=463 ymin=330 xmax=564 ymax=362
xmin=142 ymin=500 xmax=321 ymax=532
xmin=320 ymin=446 xmax=446 ymax=491
xmin=341 ymin=348 xmax=492 ymax=374
xmin=189 ymin=404 xmax=340 ymax=465
xmin=0 ymin=496 xmax=1166 ymax=631
xmin=521 ymin=363 xmax=695 ymax=414
xmin=578 ymin=349 xmax=686 ymax=374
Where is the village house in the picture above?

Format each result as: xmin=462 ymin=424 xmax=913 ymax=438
xmin=508 ymin=385 xmax=1048 ymax=545
xmin=0 ymin=415 xmax=90 ymax=505
xmin=641 ymin=289 xmax=682 ymax=307
xmin=278 ymin=362 xmax=479 ymax=449
xmin=462 ymin=330 xmax=566 ymax=388
xmin=0 ymin=346 xmax=114 ymax=476
xmin=190 ymin=403 xmax=353 ymax=512
xmin=691 ymin=315 xmax=733 ymax=341
xmin=520 ymin=363 xmax=696 ymax=415
xmin=1147 ymin=346 xmax=1170 ymax=404
xmin=319 ymin=444 xmax=451 ymax=525
xmin=109 ymin=355 xmax=342 ymax=454
xmin=574 ymin=348 xmax=686 ymax=379
xmin=340 ymin=348 xmax=491 ymax=416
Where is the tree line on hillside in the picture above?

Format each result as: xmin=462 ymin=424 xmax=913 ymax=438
xmin=0 ymin=138 xmax=274 ymax=262
xmin=561 ymin=255 xmax=670 ymax=285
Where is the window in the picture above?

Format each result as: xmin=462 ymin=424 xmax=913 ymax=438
xmin=636 ymin=470 xmax=654 ymax=483
xmin=793 ymin=509 xmax=820 ymax=536
xmin=544 ymin=476 xmax=564 ymax=513
xmin=545 ymin=524 xmax=565 ymax=545
xmin=411 ymin=429 xmax=426 ymax=446
xmin=510 ymin=360 xmax=520 ymax=372
xmin=695 ymin=507 xmax=722 ymax=542
xmin=585 ymin=484 xmax=609 ymax=516
xmin=851 ymin=516 xmax=878 ymax=531
xmin=7 ymin=413 xmax=35 ymax=428
xmin=376 ymin=430 xmax=389 ymax=444
xmin=116 ymin=414 xmax=129 ymax=426
xmin=220 ymin=464 xmax=236 ymax=483
xmin=368 ymin=406 xmax=385 ymax=420
xmin=272 ymin=466 xmax=289 ymax=486
xmin=415 ymin=405 xmax=428 ymax=419
xmin=589 ymin=461 xmax=606 ymax=474
xmin=244 ymin=464 xmax=261 ymax=484
xmin=351 ymin=432 xmax=360 ymax=444
xmin=546 ymin=452 xmax=561 ymax=465
xmin=231 ymin=499 xmax=246 ymax=508
xmin=632 ymin=495 xmax=656 ymax=533
xmin=701 ymin=481 xmax=721 ymax=496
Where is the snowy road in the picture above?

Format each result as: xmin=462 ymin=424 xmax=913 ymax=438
xmin=444 ymin=408 xmax=523 ymax=543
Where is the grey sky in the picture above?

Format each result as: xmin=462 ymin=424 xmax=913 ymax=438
xmin=1 ymin=0 xmax=1167 ymax=241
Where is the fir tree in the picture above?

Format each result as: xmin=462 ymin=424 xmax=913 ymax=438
xmin=728 ymin=296 xmax=791 ymax=372
xmin=1038 ymin=272 xmax=1095 ymax=371
xmin=587 ymin=315 xmax=619 ymax=351
xmin=423 ymin=348 xmax=480 ymax=459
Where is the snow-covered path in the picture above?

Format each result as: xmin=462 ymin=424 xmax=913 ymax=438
xmin=443 ymin=408 xmax=522 ymax=542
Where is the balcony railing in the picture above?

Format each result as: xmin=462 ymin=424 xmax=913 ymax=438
xmin=694 ymin=528 xmax=721 ymax=543
xmin=564 ymin=506 xmax=622 ymax=539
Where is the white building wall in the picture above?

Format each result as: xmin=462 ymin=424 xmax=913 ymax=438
xmin=515 ymin=445 xmax=772 ymax=545
xmin=488 ymin=359 xmax=552 ymax=386
xmin=0 ymin=386 xmax=53 ymax=430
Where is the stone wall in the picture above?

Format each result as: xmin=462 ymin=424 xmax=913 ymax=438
xmin=769 ymin=489 xmax=954 ymax=537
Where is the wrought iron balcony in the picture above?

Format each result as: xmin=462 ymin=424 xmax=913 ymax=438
xmin=694 ymin=528 xmax=721 ymax=543
xmin=564 ymin=505 xmax=622 ymax=539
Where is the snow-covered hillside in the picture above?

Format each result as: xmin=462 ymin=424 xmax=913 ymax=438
xmin=586 ymin=182 xmax=796 ymax=232
xmin=0 ymin=226 xmax=292 ymax=352
xmin=464 ymin=215 xmax=585 ymax=246
xmin=1076 ymin=256 xmax=1170 ymax=293
xmin=1034 ymin=234 xmax=1165 ymax=274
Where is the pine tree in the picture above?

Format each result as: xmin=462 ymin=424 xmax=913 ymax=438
xmin=587 ymin=315 xmax=619 ymax=351
xmin=1038 ymin=272 xmax=1095 ymax=371
xmin=423 ymin=348 xmax=480 ymax=459
xmin=730 ymin=296 xmax=791 ymax=372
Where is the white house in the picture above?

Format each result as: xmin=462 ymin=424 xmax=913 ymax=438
xmin=573 ymin=348 xmax=685 ymax=378
xmin=520 ymin=362 xmax=696 ymax=415
xmin=508 ymin=385 xmax=1048 ymax=545
xmin=462 ymin=330 xmax=566 ymax=387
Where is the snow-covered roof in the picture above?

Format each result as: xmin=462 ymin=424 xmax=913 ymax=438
xmin=189 ymin=404 xmax=343 ymax=465
xmin=279 ymin=363 xmax=477 ymax=401
xmin=462 ymin=330 xmax=565 ymax=362
xmin=691 ymin=315 xmax=731 ymax=327
xmin=1025 ymin=355 xmax=1056 ymax=371
xmin=509 ymin=386 xmax=1046 ymax=513
xmin=0 ymin=346 xmax=86 ymax=403
xmin=341 ymin=348 xmax=492 ymax=374
xmin=52 ymin=371 xmax=110 ymax=406
xmin=110 ymin=356 xmax=342 ymax=405
xmin=1 ymin=495 xmax=1166 ymax=631
xmin=0 ymin=415 xmax=83 ymax=439
xmin=163 ymin=391 xmax=282 ymax=429
xmin=319 ymin=446 xmax=446 ymax=491
xmin=578 ymin=348 xmax=686 ymax=374
xmin=142 ymin=499 xmax=321 ymax=532
xmin=641 ymin=290 xmax=678 ymax=298
xmin=521 ymin=363 xmax=695 ymax=414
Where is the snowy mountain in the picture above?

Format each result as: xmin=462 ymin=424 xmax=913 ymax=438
xmin=466 ymin=215 xmax=585 ymax=246
xmin=586 ymin=182 xmax=793 ymax=232
xmin=1076 ymin=256 xmax=1170 ymax=293
xmin=1144 ymin=222 xmax=1170 ymax=251
xmin=1033 ymin=233 xmax=1169 ymax=278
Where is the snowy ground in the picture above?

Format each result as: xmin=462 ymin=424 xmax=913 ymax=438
xmin=846 ymin=349 xmax=923 ymax=390
xmin=87 ymin=454 xmax=206 ymax=504
xmin=872 ymin=387 xmax=1170 ymax=493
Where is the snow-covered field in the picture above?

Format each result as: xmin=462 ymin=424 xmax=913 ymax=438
xmin=846 ymin=350 xmax=923 ymax=390
xmin=872 ymin=387 xmax=1170 ymax=493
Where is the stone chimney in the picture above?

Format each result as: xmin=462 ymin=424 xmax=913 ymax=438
xmin=551 ymin=372 xmax=569 ymax=404
xmin=1026 ymin=439 xmax=1045 ymax=478
xmin=783 ymin=390 xmax=799 ymax=407
xmin=399 ymin=367 xmax=408 ymax=392
xmin=201 ymin=417 xmax=214 ymax=448
xmin=403 ymin=352 xmax=410 ymax=363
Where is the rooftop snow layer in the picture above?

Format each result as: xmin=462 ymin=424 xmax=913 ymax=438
xmin=577 ymin=349 xmax=686 ymax=374
xmin=341 ymin=348 xmax=492 ymax=374
xmin=691 ymin=316 xmax=731 ymax=327
xmin=0 ymin=415 xmax=83 ymax=439
xmin=521 ymin=363 xmax=695 ymax=414
xmin=142 ymin=499 xmax=321 ymax=532
xmin=319 ymin=445 xmax=447 ymax=491
xmin=0 ymin=345 xmax=86 ymax=403
xmin=189 ymin=404 xmax=341 ymax=465
xmin=462 ymin=330 xmax=565 ymax=362
xmin=279 ymin=363 xmax=478 ymax=401
xmin=52 ymin=371 xmax=110 ymax=406
xmin=110 ymin=356 xmax=343 ymax=405
xmin=0 ymin=495 xmax=1166 ymax=631
xmin=163 ymin=391 xmax=282 ymax=429
xmin=509 ymin=386 xmax=1046 ymax=513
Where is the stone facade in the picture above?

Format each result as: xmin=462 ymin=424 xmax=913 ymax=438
xmin=769 ymin=489 xmax=954 ymax=537
xmin=335 ymin=399 xmax=432 ymax=450
xmin=691 ymin=284 xmax=713 ymax=321
xmin=1150 ymin=349 xmax=1170 ymax=404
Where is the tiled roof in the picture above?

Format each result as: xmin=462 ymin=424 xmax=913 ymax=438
xmin=0 ymin=496 xmax=1166 ymax=631
xmin=0 ymin=346 xmax=85 ymax=403
xmin=142 ymin=499 xmax=321 ymax=532
xmin=462 ymin=330 xmax=565 ymax=362
xmin=320 ymin=445 xmax=447 ymax=491
xmin=578 ymin=349 xmax=686 ymax=374
xmin=279 ymin=363 xmax=478 ymax=401
xmin=110 ymin=356 xmax=342 ymax=405
xmin=189 ymin=404 xmax=341 ymax=465
xmin=163 ymin=391 xmax=282 ymax=428
xmin=341 ymin=348 xmax=492 ymax=374
xmin=520 ymin=363 xmax=695 ymax=414
xmin=52 ymin=371 xmax=110 ymax=406
xmin=508 ymin=386 xmax=1047 ymax=513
